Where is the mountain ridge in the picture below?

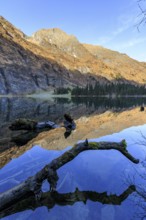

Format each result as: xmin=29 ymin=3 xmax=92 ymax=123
xmin=0 ymin=16 xmax=146 ymax=95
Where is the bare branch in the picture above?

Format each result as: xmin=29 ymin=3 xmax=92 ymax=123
xmin=137 ymin=0 xmax=146 ymax=29
xmin=0 ymin=139 xmax=139 ymax=211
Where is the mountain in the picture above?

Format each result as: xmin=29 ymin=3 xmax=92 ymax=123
xmin=29 ymin=28 xmax=94 ymax=59
xmin=0 ymin=16 xmax=146 ymax=95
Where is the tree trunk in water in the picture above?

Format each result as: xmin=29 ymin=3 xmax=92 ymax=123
xmin=0 ymin=185 xmax=136 ymax=218
xmin=0 ymin=139 xmax=139 ymax=211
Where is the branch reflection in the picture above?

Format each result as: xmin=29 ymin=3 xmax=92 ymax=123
xmin=0 ymin=185 xmax=135 ymax=219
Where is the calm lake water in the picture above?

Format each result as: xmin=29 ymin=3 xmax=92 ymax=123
xmin=1 ymin=97 xmax=146 ymax=220
xmin=1 ymin=96 xmax=146 ymax=147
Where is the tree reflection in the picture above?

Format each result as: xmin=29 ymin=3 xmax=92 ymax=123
xmin=130 ymin=159 xmax=146 ymax=219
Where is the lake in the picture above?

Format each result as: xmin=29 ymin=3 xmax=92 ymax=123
xmin=1 ymin=97 xmax=146 ymax=220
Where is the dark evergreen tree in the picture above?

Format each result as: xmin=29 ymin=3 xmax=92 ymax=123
xmin=71 ymin=82 xmax=146 ymax=96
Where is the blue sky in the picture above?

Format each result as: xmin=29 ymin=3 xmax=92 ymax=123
xmin=0 ymin=0 xmax=146 ymax=62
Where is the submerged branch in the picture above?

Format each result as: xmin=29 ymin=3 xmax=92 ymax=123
xmin=0 ymin=139 xmax=139 ymax=211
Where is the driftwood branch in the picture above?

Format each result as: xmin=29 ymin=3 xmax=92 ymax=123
xmin=0 ymin=139 xmax=139 ymax=211
xmin=0 ymin=185 xmax=136 ymax=218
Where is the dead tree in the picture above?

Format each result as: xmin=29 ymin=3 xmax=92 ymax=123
xmin=137 ymin=0 xmax=146 ymax=30
xmin=0 ymin=139 xmax=139 ymax=211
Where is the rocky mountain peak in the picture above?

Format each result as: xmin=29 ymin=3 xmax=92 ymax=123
xmin=30 ymin=28 xmax=92 ymax=59
xmin=31 ymin=28 xmax=78 ymax=46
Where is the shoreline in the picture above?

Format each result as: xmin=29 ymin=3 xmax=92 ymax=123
xmin=1 ymin=93 xmax=146 ymax=98
xmin=0 ymin=92 xmax=71 ymax=99
xmin=27 ymin=92 xmax=71 ymax=99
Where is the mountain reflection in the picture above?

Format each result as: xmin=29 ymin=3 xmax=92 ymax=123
xmin=0 ymin=97 xmax=146 ymax=124
xmin=1 ymin=96 xmax=146 ymax=126
xmin=1 ymin=96 xmax=146 ymax=168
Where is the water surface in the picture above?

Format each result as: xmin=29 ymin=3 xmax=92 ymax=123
xmin=1 ymin=97 xmax=146 ymax=219
xmin=1 ymin=96 xmax=146 ymax=149
xmin=1 ymin=124 xmax=146 ymax=220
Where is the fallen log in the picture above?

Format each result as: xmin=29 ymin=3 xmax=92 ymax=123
xmin=0 ymin=139 xmax=139 ymax=211
xmin=9 ymin=118 xmax=59 ymax=131
xmin=0 ymin=185 xmax=136 ymax=218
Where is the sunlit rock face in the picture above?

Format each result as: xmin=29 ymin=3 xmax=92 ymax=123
xmin=30 ymin=28 xmax=93 ymax=59
xmin=0 ymin=16 xmax=146 ymax=94
xmin=0 ymin=17 xmax=105 ymax=95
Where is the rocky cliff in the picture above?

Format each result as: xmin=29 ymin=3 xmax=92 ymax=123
xmin=0 ymin=16 xmax=146 ymax=95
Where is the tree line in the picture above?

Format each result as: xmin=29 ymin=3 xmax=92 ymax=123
xmin=55 ymin=82 xmax=146 ymax=96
